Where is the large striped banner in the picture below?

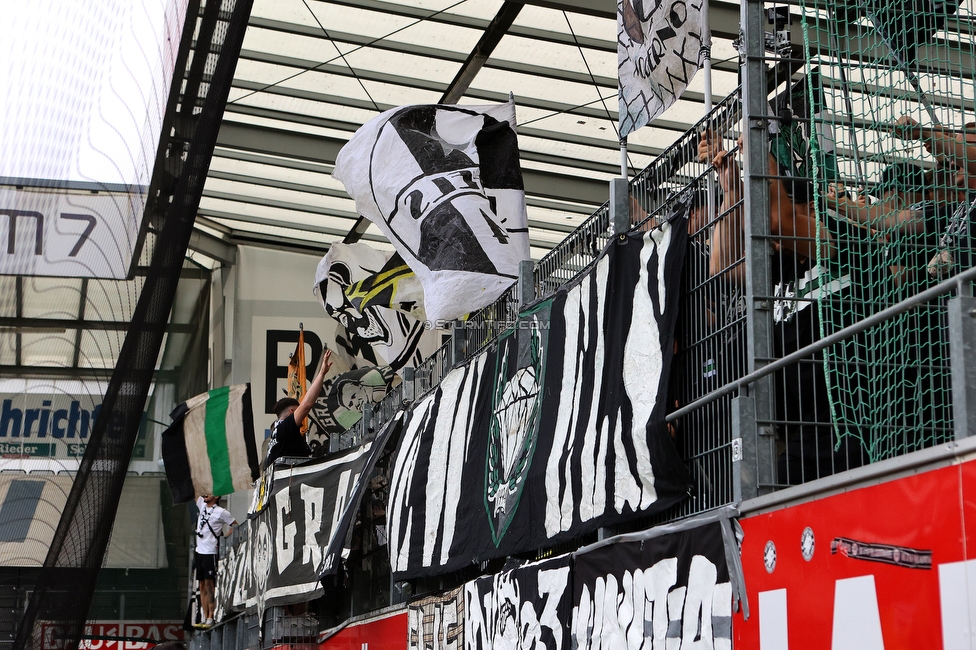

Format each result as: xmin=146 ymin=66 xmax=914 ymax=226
xmin=388 ymin=224 xmax=691 ymax=580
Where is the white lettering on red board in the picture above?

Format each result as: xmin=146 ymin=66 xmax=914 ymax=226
xmin=41 ymin=623 xmax=182 ymax=650
xmin=757 ymin=559 xmax=976 ymax=649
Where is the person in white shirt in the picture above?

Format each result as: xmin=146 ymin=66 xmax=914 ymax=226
xmin=194 ymin=495 xmax=236 ymax=628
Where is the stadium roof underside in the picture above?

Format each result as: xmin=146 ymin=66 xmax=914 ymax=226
xmin=192 ymin=0 xmax=748 ymax=263
xmin=7 ymin=0 xmax=975 ymax=382
xmin=195 ymin=0 xmax=975 ymax=264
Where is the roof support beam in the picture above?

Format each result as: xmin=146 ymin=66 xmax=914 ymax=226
xmin=441 ymin=2 xmax=522 ymax=104
xmin=216 ymin=121 xmax=344 ymax=165
xmin=515 ymin=0 xmax=613 ymax=19
xmin=241 ymin=22 xmax=718 ymax=102
xmin=320 ymin=0 xmax=614 ymax=52
xmin=212 ymin=120 xmax=610 ymax=210
xmin=187 ymin=227 xmax=238 ymax=267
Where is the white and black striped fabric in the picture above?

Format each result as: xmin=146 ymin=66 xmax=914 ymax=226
xmin=333 ymin=102 xmax=530 ymax=324
xmin=460 ymin=521 xmax=732 ymax=650
xmin=389 ymin=227 xmax=691 ymax=580
xmin=215 ymin=416 xmax=400 ymax=618
xmin=572 ymin=522 xmax=732 ymax=650
xmin=465 ymin=555 xmax=572 ymax=650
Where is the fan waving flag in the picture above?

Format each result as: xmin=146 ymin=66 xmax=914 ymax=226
xmin=161 ymin=384 xmax=260 ymax=503
xmin=618 ymin=0 xmax=706 ymax=137
xmin=333 ymin=101 xmax=530 ymax=324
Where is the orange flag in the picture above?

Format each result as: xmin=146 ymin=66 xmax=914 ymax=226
xmin=286 ymin=325 xmax=309 ymax=433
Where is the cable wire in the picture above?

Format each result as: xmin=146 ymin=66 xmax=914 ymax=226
xmin=229 ymin=0 xmax=469 ymax=107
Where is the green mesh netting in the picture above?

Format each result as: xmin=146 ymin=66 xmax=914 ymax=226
xmin=794 ymin=0 xmax=968 ymax=462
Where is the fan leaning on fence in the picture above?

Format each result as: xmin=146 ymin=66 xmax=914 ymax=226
xmin=893 ymin=116 xmax=976 ymax=280
xmin=697 ymin=128 xmax=866 ymax=484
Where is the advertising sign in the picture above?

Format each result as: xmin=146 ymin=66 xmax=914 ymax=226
xmin=40 ymin=622 xmax=183 ymax=650
xmin=0 ymin=190 xmax=143 ymax=278
xmin=1 ymin=0 xmax=190 ymax=278
xmin=0 ymin=393 xmax=149 ymax=460
xmin=735 ymin=460 xmax=976 ymax=648
xmin=319 ymin=610 xmax=407 ymax=650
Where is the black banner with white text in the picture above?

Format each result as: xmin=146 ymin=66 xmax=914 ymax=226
xmin=216 ymin=416 xmax=399 ymax=616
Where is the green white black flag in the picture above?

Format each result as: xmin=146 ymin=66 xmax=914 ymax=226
xmin=162 ymin=384 xmax=259 ymax=503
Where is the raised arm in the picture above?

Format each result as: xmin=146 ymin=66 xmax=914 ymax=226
xmin=293 ymin=349 xmax=333 ymax=426
xmin=825 ymin=185 xmax=924 ymax=235
xmin=700 ymin=129 xmax=829 ymax=284
xmin=895 ymin=116 xmax=976 ymax=177
xmin=698 ymin=130 xmax=745 ymax=282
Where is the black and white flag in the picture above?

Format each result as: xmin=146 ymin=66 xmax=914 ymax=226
xmin=333 ymin=102 xmax=530 ymax=323
xmin=388 ymin=227 xmax=691 ymax=580
xmin=314 ymin=242 xmax=434 ymax=371
xmin=618 ymin=0 xmax=706 ymax=137
xmin=465 ymin=556 xmax=572 ymax=650
xmin=408 ymin=586 xmax=466 ymax=650
xmin=572 ymin=523 xmax=732 ymax=650
xmin=214 ymin=416 xmax=400 ymax=615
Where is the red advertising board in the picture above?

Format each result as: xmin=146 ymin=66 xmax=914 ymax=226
xmin=41 ymin=623 xmax=183 ymax=650
xmin=735 ymin=460 xmax=976 ymax=649
xmin=319 ymin=610 xmax=407 ymax=650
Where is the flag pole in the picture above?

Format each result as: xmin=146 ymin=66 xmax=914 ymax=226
xmin=620 ymin=136 xmax=628 ymax=179
xmin=702 ymin=0 xmax=716 ymax=231
xmin=612 ymin=135 xmax=630 ymax=235
xmin=702 ymin=0 xmax=713 ymax=115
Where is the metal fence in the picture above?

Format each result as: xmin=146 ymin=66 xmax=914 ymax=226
xmin=326 ymin=65 xmax=967 ymax=517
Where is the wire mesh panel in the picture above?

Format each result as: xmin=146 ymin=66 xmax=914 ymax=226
xmin=710 ymin=0 xmax=971 ymax=488
xmin=533 ymin=205 xmax=612 ymax=299
xmin=793 ymin=0 xmax=966 ymax=475
xmin=14 ymin=1 xmax=255 ymax=648
xmin=262 ymin=608 xmax=316 ymax=650
xmin=658 ymin=97 xmax=745 ymax=516
xmin=412 ymin=339 xmax=453 ymax=400
xmin=456 ymin=284 xmax=520 ymax=359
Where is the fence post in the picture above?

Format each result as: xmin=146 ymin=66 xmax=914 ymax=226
xmin=610 ymin=177 xmax=630 ymax=235
xmin=732 ymin=396 xmax=755 ymax=503
xmin=403 ymin=366 xmax=415 ymax=403
xmin=452 ymin=320 xmax=466 ymax=367
xmin=361 ymin=402 xmax=373 ymax=439
xmin=739 ymin=0 xmax=776 ymax=496
xmin=949 ymin=296 xmax=976 ymax=440
xmin=518 ymin=259 xmax=535 ymax=307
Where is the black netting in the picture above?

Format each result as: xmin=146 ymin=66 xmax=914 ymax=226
xmin=13 ymin=0 xmax=253 ymax=648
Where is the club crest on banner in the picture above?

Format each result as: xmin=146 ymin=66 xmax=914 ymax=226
xmin=485 ymin=311 xmax=548 ymax=546
xmin=618 ymin=0 xmax=706 ymax=137
xmin=334 ymin=102 xmax=530 ymax=323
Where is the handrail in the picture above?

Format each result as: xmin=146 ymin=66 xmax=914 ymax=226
xmin=328 ymin=92 xmax=745 ymax=453
xmin=665 ymin=265 xmax=976 ymax=422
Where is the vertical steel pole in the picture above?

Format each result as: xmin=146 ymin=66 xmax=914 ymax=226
xmin=736 ymin=0 xmax=775 ymax=500
xmin=702 ymin=1 xmax=717 ymax=229
xmin=948 ymin=296 xmax=976 ymax=440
